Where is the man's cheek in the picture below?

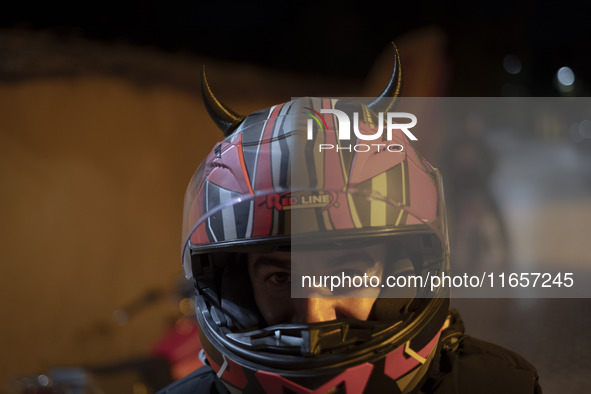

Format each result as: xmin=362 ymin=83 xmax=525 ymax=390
xmin=264 ymin=303 xmax=292 ymax=326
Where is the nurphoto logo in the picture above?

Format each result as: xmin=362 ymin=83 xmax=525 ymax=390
xmin=304 ymin=107 xmax=417 ymax=152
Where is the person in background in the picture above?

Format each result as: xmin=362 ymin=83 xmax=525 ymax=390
xmin=158 ymin=45 xmax=541 ymax=394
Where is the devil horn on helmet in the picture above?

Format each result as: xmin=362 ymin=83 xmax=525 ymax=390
xmin=201 ymin=66 xmax=245 ymax=137
xmin=366 ymin=42 xmax=403 ymax=113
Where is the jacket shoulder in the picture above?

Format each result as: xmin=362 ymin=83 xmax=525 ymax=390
xmin=424 ymin=310 xmax=542 ymax=394
xmin=450 ymin=336 xmax=541 ymax=393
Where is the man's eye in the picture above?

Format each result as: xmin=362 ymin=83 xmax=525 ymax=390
xmin=268 ymin=272 xmax=291 ymax=286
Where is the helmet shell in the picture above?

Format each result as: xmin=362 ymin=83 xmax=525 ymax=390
xmin=182 ymin=97 xmax=450 ymax=393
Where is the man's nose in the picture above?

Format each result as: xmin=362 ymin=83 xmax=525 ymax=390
xmin=293 ymin=297 xmax=339 ymax=323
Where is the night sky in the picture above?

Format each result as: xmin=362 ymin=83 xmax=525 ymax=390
xmin=2 ymin=1 xmax=591 ymax=95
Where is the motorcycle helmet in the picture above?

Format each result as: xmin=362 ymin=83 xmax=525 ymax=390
xmin=181 ymin=44 xmax=450 ymax=393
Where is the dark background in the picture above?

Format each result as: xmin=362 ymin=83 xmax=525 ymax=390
xmin=2 ymin=0 xmax=591 ymax=96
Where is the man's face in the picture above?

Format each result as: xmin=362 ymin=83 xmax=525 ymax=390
xmin=247 ymin=245 xmax=386 ymax=325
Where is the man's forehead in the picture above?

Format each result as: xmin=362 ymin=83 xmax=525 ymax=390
xmin=248 ymin=244 xmax=387 ymax=266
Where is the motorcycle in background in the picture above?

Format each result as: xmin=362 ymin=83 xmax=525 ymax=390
xmin=6 ymin=279 xmax=203 ymax=394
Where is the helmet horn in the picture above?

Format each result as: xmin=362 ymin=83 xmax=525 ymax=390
xmin=366 ymin=42 xmax=403 ymax=113
xmin=201 ymin=67 xmax=245 ymax=137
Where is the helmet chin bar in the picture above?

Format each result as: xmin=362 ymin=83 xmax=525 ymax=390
xmin=225 ymin=319 xmax=399 ymax=357
xmin=195 ymin=289 xmax=449 ymax=373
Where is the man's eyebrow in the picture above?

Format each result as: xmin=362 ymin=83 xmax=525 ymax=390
xmin=252 ymin=256 xmax=291 ymax=273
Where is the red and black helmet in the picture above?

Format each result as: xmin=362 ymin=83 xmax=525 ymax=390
xmin=181 ymin=45 xmax=450 ymax=393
